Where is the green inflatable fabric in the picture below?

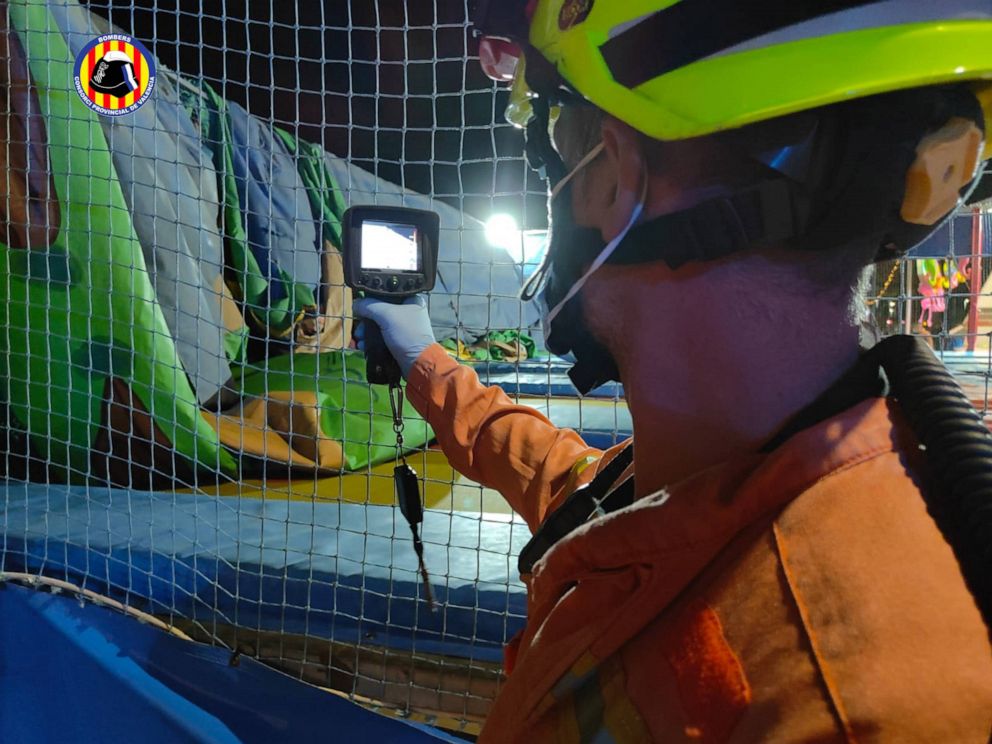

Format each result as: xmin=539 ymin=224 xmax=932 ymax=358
xmin=234 ymin=351 xmax=434 ymax=472
xmin=0 ymin=1 xmax=434 ymax=481
xmin=0 ymin=0 xmax=233 ymax=480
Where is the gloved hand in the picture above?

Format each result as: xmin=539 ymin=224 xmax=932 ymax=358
xmin=353 ymin=294 xmax=437 ymax=378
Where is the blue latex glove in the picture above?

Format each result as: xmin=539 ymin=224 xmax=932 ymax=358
xmin=353 ymin=295 xmax=437 ymax=378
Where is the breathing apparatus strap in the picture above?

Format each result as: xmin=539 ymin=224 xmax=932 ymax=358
xmin=518 ymin=443 xmax=634 ymax=576
xmin=554 ymin=88 xmax=966 ymax=273
xmin=529 ymin=85 xmax=985 ymax=279
xmin=525 ymin=95 xmax=807 ymax=270
xmin=525 ymin=97 xmax=567 ymax=185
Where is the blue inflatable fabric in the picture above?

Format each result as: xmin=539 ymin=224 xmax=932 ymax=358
xmin=0 ymin=583 xmax=459 ymax=743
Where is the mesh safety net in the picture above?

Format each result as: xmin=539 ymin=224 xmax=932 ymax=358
xmin=0 ymin=0 xmax=989 ymax=737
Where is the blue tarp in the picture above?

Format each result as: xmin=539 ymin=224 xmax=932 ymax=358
xmin=475 ymin=360 xmax=626 ymax=400
xmin=0 ymin=583 xmax=458 ymax=743
xmin=1 ymin=482 xmax=529 ymax=663
xmin=226 ymin=100 xmax=322 ymax=301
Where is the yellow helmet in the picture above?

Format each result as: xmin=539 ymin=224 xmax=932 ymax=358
xmin=474 ymin=0 xmax=992 ymax=151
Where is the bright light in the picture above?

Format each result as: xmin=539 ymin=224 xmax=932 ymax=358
xmin=485 ymin=213 xmax=522 ymax=256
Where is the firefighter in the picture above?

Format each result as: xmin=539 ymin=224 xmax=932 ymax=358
xmin=356 ymin=2 xmax=992 ymax=740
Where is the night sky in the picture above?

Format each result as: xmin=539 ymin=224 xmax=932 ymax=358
xmin=81 ymin=0 xmax=550 ymax=229
xmin=76 ymin=1 xmax=992 ymax=227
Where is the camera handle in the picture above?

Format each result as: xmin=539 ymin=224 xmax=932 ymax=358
xmin=363 ymin=318 xmax=403 ymax=386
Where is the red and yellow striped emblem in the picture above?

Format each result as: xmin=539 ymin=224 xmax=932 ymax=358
xmin=74 ymin=35 xmax=156 ymax=116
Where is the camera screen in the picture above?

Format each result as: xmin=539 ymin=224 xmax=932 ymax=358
xmin=361 ymin=220 xmax=420 ymax=272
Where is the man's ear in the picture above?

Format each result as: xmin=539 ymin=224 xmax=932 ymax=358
xmin=599 ymin=117 xmax=646 ymax=241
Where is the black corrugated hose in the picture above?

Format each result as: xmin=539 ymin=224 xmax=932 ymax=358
xmin=872 ymin=335 xmax=992 ymax=636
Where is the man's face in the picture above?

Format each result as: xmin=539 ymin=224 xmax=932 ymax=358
xmin=548 ymin=106 xmax=611 ymax=242
xmin=542 ymin=105 xmax=638 ymax=370
xmin=542 ymin=105 xmax=674 ymax=376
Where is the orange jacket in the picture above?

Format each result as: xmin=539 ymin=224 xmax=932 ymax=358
xmin=406 ymin=344 xmax=992 ymax=742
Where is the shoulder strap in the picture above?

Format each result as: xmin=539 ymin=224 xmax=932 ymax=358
xmin=761 ymin=345 xmax=888 ymax=452
xmin=518 ymin=443 xmax=634 ymax=575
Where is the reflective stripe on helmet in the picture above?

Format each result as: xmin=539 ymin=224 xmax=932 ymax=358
xmin=709 ymin=0 xmax=992 ymax=63
xmin=601 ymin=0 xmax=881 ymax=88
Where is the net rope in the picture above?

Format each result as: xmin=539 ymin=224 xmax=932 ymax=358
xmin=0 ymin=1 xmax=989 ymax=736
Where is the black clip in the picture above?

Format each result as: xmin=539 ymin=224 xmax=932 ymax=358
xmin=395 ymin=462 xmax=435 ymax=611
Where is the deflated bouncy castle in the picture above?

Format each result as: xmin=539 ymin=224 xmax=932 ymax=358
xmin=0 ymin=1 xmax=562 ymax=737
xmin=0 ymin=0 xmax=551 ymax=488
xmin=1 ymin=0 xmax=990 ymax=740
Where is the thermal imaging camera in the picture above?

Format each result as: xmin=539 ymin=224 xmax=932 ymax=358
xmin=342 ymin=205 xmax=440 ymax=384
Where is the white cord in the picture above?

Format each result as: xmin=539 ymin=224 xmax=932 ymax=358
xmin=0 ymin=572 xmax=194 ymax=642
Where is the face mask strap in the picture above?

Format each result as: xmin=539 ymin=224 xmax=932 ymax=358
xmin=545 ymin=166 xmax=648 ymax=326
xmin=520 ymin=140 xmax=609 ymax=302
xmin=549 ymin=142 xmax=606 ymax=201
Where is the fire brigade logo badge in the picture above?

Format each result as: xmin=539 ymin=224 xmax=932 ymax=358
xmin=73 ymin=35 xmax=156 ymax=116
xmin=558 ymin=0 xmax=593 ymax=30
